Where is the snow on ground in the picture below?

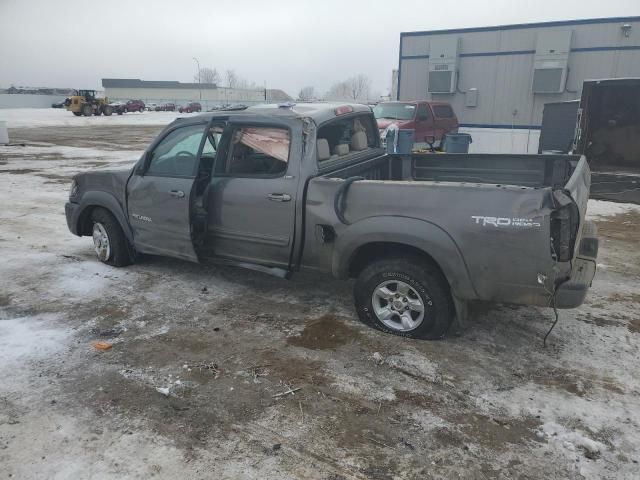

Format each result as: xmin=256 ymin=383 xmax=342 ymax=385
xmin=0 ymin=108 xmax=190 ymax=129
xmin=1 ymin=117 xmax=640 ymax=478
xmin=587 ymin=199 xmax=640 ymax=220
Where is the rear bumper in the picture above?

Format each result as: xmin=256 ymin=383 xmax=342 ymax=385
xmin=65 ymin=201 xmax=81 ymax=236
xmin=555 ymin=257 xmax=597 ymax=308
xmin=555 ymin=221 xmax=598 ymax=309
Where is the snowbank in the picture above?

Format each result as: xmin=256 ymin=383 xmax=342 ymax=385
xmin=0 ymin=108 xmax=190 ymax=128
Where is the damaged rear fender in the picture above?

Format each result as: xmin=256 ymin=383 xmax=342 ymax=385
xmin=333 ymin=216 xmax=478 ymax=300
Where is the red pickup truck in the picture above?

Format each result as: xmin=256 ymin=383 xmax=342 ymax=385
xmin=374 ymin=101 xmax=458 ymax=149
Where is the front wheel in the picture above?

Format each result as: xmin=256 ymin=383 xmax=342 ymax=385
xmin=354 ymin=256 xmax=454 ymax=339
xmin=90 ymin=208 xmax=133 ymax=267
xmin=103 ymin=105 xmax=113 ymax=116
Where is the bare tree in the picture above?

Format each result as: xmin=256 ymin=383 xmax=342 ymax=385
xmin=298 ymin=86 xmax=315 ymax=101
xmin=225 ymin=70 xmax=239 ymax=89
xmin=195 ymin=67 xmax=220 ymax=85
xmin=325 ymin=81 xmax=350 ymax=101
xmin=347 ymin=74 xmax=371 ymax=101
xmin=324 ymin=75 xmax=372 ymax=102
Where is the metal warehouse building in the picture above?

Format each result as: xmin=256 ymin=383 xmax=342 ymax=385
xmin=102 ymin=79 xmax=291 ymax=109
xmin=397 ymin=16 xmax=640 ymax=153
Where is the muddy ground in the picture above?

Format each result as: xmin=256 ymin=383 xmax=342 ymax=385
xmin=1 ymin=121 xmax=639 ymax=479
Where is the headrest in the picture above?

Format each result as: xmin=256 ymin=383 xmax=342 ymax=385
xmin=333 ymin=144 xmax=349 ymax=156
xmin=351 ymin=131 xmax=367 ymax=151
xmin=317 ymin=138 xmax=331 ymax=161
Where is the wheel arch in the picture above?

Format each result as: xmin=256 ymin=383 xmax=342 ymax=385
xmin=333 ymin=216 xmax=478 ymax=300
xmin=76 ymin=192 xmax=134 ymax=243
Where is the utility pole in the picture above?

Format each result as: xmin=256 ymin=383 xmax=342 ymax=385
xmin=192 ymin=57 xmax=201 ymax=100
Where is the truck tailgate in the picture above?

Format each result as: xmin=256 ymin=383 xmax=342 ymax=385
xmin=562 ymin=156 xmax=591 ymax=260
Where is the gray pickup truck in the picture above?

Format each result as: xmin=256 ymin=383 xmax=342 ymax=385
xmin=65 ymin=103 xmax=598 ymax=339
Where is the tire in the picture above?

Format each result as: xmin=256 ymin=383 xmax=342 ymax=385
xmin=103 ymin=105 xmax=113 ymax=116
xmin=89 ymin=208 xmax=133 ymax=267
xmin=82 ymin=104 xmax=93 ymax=116
xmin=354 ymin=256 xmax=454 ymax=340
xmin=117 ymin=110 xmax=123 ymax=115
xmin=73 ymin=112 xmax=82 ymax=116
xmin=94 ymin=108 xmax=102 ymax=116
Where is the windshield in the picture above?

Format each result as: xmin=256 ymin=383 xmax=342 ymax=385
xmin=373 ymin=103 xmax=416 ymax=121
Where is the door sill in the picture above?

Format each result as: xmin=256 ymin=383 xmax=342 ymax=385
xmin=205 ymin=256 xmax=291 ymax=279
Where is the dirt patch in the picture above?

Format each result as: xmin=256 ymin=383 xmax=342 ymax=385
xmin=628 ymin=319 xmax=640 ymax=334
xmin=594 ymin=211 xmax=640 ymax=243
xmin=393 ymin=389 xmax=439 ymax=409
xmin=259 ymin=350 xmax=331 ymax=387
xmin=450 ymin=413 xmax=542 ymax=450
xmin=529 ymin=367 xmax=624 ymax=396
xmin=0 ymin=294 xmax=11 ymax=307
xmin=0 ymin=168 xmax=39 ymax=174
xmin=607 ymin=292 xmax=640 ymax=304
xmin=287 ymin=314 xmax=362 ymax=350
xmin=577 ymin=311 xmax=626 ymax=328
xmin=532 ymin=369 xmax=591 ymax=397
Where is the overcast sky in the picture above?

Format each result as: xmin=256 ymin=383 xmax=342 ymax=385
xmin=1 ymin=0 xmax=638 ymax=96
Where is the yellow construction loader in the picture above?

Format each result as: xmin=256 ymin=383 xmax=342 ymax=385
xmin=65 ymin=90 xmax=113 ymax=116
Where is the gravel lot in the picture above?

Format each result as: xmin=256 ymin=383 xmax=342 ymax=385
xmin=1 ymin=109 xmax=639 ymax=479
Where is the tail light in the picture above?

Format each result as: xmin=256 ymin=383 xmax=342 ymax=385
xmin=550 ymin=200 xmax=579 ymax=262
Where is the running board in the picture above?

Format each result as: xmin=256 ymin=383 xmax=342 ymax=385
xmin=208 ymin=257 xmax=291 ymax=279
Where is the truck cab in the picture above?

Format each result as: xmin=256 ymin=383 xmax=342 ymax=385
xmin=373 ymin=100 xmax=459 ymax=149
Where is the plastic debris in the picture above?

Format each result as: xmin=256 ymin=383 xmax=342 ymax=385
xmin=156 ymin=387 xmax=170 ymax=396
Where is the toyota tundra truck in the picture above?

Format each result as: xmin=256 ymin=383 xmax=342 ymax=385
xmin=65 ymin=103 xmax=598 ymax=339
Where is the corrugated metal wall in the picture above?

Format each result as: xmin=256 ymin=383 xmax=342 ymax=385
xmin=398 ymin=17 xmax=640 ymax=129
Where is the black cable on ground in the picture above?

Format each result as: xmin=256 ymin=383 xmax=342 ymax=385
xmin=543 ymin=293 xmax=559 ymax=348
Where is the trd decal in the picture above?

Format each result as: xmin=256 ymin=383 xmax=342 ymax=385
xmin=471 ymin=216 xmax=541 ymax=228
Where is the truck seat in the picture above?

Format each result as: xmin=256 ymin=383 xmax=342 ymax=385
xmin=333 ymin=144 xmax=349 ymax=156
xmin=351 ymin=131 xmax=367 ymax=151
xmin=317 ymin=138 xmax=331 ymax=161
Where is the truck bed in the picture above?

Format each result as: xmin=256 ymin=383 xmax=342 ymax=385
xmin=323 ymin=153 xmax=581 ymax=188
xmin=303 ymin=152 xmax=590 ymax=308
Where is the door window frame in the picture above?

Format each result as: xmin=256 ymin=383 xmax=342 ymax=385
xmin=213 ymin=123 xmax=292 ymax=179
xmin=139 ymin=121 xmax=210 ymax=179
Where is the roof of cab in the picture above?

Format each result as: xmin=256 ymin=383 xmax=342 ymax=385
xmin=172 ymin=102 xmax=373 ymax=126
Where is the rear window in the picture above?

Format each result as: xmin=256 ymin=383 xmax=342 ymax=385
xmin=316 ymin=114 xmax=377 ymax=164
xmin=432 ymin=105 xmax=454 ymax=118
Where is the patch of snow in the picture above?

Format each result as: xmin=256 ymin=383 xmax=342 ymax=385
xmin=586 ymin=199 xmax=640 ymax=220
xmin=0 ymin=314 xmax=70 ymax=390
xmin=0 ymin=108 xmax=187 ymax=128
xmin=539 ymin=421 xmax=605 ymax=455
xmin=0 ymin=144 xmax=143 ymax=162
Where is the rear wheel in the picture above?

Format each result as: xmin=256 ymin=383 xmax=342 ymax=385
xmin=72 ymin=112 xmax=82 ymax=117
xmin=90 ymin=208 xmax=133 ymax=267
xmin=138 ymin=107 xmax=144 ymax=113
xmin=81 ymin=104 xmax=93 ymax=116
xmin=103 ymin=105 xmax=113 ymax=116
xmin=354 ymin=256 xmax=454 ymax=339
